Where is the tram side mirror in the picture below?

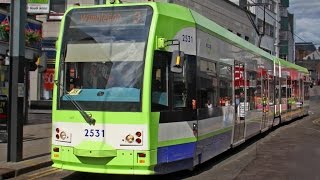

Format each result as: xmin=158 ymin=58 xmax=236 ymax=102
xmin=170 ymin=50 xmax=184 ymax=73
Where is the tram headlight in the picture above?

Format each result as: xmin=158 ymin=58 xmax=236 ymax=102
xmin=125 ymin=134 xmax=135 ymax=143
xmin=121 ymin=131 xmax=143 ymax=146
xmin=54 ymin=127 xmax=72 ymax=143
xmin=60 ymin=131 xmax=67 ymax=140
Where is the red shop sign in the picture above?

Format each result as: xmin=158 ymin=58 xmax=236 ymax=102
xmin=43 ymin=68 xmax=54 ymax=90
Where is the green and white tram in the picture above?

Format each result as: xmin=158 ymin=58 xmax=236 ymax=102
xmin=51 ymin=1 xmax=310 ymax=175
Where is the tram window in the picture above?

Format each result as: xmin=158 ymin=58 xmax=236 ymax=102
xmin=269 ymin=75 xmax=275 ymax=105
xmin=292 ymin=80 xmax=299 ymax=101
xmin=198 ymin=59 xmax=218 ymax=108
xmin=173 ymin=72 xmax=187 ymax=108
xmin=275 ymin=76 xmax=280 ymax=104
xmin=304 ymin=82 xmax=310 ymax=100
xmin=247 ymin=70 xmax=258 ymax=110
xmin=280 ymin=78 xmax=287 ymax=104
xmin=299 ymin=79 xmax=303 ymax=101
xmin=219 ymin=64 xmax=232 ymax=106
xmin=173 ymin=55 xmax=196 ymax=109
xmin=151 ymin=51 xmax=169 ymax=111
xmin=287 ymin=79 xmax=292 ymax=98
xmin=151 ymin=51 xmax=196 ymax=111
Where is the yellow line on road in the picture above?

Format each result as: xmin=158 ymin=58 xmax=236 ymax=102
xmin=27 ymin=167 xmax=62 ymax=180
xmin=312 ymin=119 xmax=320 ymax=126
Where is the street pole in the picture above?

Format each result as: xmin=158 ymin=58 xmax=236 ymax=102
xmin=275 ymin=0 xmax=280 ymax=58
xmin=7 ymin=0 xmax=26 ymax=162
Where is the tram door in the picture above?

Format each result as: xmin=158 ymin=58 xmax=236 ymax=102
xmin=233 ymin=61 xmax=246 ymax=144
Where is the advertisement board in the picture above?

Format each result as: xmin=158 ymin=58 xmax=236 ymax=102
xmin=27 ymin=0 xmax=50 ymax=14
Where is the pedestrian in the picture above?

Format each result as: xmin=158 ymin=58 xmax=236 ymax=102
xmin=206 ymin=100 xmax=212 ymax=108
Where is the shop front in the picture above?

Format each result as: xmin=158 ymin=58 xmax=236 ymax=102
xmin=0 ymin=9 xmax=42 ymax=114
xmin=29 ymin=38 xmax=55 ymax=109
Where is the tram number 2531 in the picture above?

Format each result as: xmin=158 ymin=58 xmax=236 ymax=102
xmin=84 ymin=129 xmax=105 ymax=137
xmin=182 ymin=34 xmax=193 ymax=43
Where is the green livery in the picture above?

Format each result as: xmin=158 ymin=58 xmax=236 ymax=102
xmin=51 ymin=2 xmax=310 ymax=175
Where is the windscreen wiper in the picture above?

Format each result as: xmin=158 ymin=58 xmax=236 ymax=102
xmin=54 ymin=80 xmax=96 ymax=125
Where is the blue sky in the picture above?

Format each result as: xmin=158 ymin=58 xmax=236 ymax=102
xmin=288 ymin=0 xmax=320 ymax=47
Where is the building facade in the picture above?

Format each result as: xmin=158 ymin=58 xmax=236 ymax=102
xmin=28 ymin=0 xmax=258 ymax=107
xmin=29 ymin=0 xmax=96 ymax=108
xmin=230 ymin=0 xmax=280 ymax=56
xmin=0 ymin=0 xmax=297 ymax=108
xmin=296 ymin=44 xmax=320 ymax=85
xmin=0 ymin=3 xmax=42 ymax=106
xmin=230 ymin=0 xmax=295 ymax=62
xmin=279 ymin=0 xmax=294 ymax=63
xmin=169 ymin=0 xmax=256 ymax=44
xmin=295 ymin=42 xmax=317 ymax=61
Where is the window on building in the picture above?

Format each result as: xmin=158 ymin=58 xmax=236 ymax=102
xmin=269 ymin=24 xmax=274 ymax=37
xmin=265 ymin=23 xmax=270 ymax=36
xmin=264 ymin=0 xmax=275 ymax=12
xmin=95 ymin=0 xmax=106 ymax=4
xmin=270 ymin=0 xmax=276 ymax=13
xmin=48 ymin=0 xmax=66 ymax=20
xmin=258 ymin=19 xmax=264 ymax=34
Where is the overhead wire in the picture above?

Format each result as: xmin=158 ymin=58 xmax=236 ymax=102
xmin=246 ymin=0 xmax=320 ymax=59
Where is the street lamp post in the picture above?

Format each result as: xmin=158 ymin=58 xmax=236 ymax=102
xmin=7 ymin=0 xmax=26 ymax=162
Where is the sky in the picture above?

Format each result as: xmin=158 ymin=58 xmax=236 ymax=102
xmin=288 ymin=0 xmax=320 ymax=47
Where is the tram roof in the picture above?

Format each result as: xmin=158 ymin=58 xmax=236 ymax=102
xmin=64 ymin=2 xmax=308 ymax=74
xmin=187 ymin=9 xmax=308 ymax=74
xmin=277 ymin=58 xmax=309 ymax=74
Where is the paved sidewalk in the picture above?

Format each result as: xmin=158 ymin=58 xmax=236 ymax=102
xmin=0 ymin=111 xmax=52 ymax=179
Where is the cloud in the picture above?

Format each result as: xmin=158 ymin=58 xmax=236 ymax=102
xmin=289 ymin=0 xmax=320 ymax=45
